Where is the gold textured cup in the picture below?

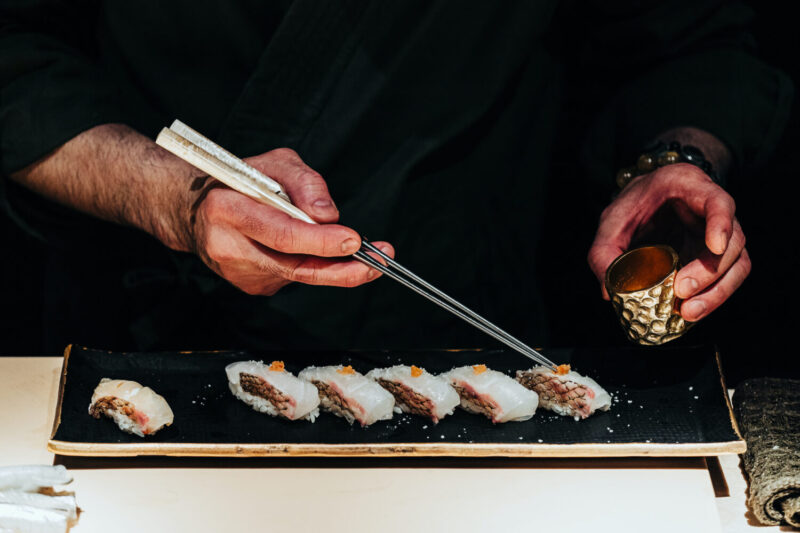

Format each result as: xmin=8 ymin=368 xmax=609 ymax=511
xmin=605 ymin=245 xmax=690 ymax=345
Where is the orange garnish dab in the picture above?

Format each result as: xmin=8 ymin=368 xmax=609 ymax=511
xmin=472 ymin=364 xmax=487 ymax=375
xmin=410 ymin=365 xmax=423 ymax=378
xmin=337 ymin=365 xmax=356 ymax=375
xmin=555 ymin=364 xmax=571 ymax=375
xmin=269 ymin=361 xmax=285 ymax=372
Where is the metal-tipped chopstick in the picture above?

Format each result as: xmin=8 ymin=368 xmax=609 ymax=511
xmin=155 ymin=122 xmax=556 ymax=368
xmin=353 ymin=245 xmax=556 ymax=368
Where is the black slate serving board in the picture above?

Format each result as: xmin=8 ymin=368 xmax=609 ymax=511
xmin=48 ymin=344 xmax=744 ymax=457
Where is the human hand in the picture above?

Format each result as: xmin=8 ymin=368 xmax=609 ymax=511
xmin=189 ymin=147 xmax=393 ymax=296
xmin=7 ymin=124 xmax=392 ymax=296
xmin=587 ymin=163 xmax=750 ymax=321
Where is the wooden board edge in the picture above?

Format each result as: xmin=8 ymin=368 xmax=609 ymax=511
xmin=714 ymin=346 xmax=745 ymax=446
xmin=49 ymin=345 xmax=73 ymax=440
xmin=47 ymin=439 xmax=747 ymax=458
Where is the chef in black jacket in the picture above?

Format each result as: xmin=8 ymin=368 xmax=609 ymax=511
xmin=0 ymin=1 xmax=790 ymax=353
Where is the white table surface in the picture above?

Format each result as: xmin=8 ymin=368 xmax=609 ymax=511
xmin=0 ymin=356 xmax=779 ymax=533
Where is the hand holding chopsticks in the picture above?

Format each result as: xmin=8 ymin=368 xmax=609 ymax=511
xmin=157 ymin=121 xmax=556 ymax=368
xmin=158 ymin=125 xmax=392 ymax=295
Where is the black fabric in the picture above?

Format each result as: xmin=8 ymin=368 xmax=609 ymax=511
xmin=0 ymin=1 xmax=792 ymax=353
xmin=577 ymin=0 xmax=793 ymax=177
xmin=0 ymin=2 xmax=126 ymax=174
xmin=53 ymin=344 xmax=741 ymax=450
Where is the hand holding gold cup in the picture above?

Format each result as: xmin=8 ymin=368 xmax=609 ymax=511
xmin=588 ymin=157 xmax=752 ymax=344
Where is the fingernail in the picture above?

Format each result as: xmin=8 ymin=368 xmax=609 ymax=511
xmin=341 ymin=238 xmax=358 ymax=254
xmin=684 ymin=300 xmax=706 ymax=320
xmin=378 ymin=245 xmax=392 ymax=255
xmin=678 ymin=277 xmax=698 ymax=297
xmin=716 ymin=230 xmax=729 ymax=254
xmin=313 ymin=199 xmax=334 ymax=210
xmin=367 ymin=268 xmax=378 ymax=279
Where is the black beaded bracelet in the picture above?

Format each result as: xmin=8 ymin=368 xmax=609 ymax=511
xmin=616 ymin=141 xmax=719 ymax=189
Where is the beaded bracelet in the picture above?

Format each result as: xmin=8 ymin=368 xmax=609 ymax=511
xmin=616 ymin=141 xmax=718 ymax=189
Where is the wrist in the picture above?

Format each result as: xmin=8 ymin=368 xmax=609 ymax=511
xmin=91 ymin=125 xmax=204 ymax=253
xmin=137 ymin=142 xmax=206 ymax=253
xmin=654 ymin=127 xmax=731 ymax=175
xmin=616 ymin=127 xmax=730 ymax=190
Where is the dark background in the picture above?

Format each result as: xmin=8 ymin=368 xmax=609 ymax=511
xmin=1 ymin=4 xmax=797 ymax=385
xmin=540 ymin=2 xmax=800 ymax=384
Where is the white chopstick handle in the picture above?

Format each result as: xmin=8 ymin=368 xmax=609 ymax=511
xmin=168 ymin=119 xmax=290 ymax=202
xmin=155 ymin=128 xmax=316 ymax=225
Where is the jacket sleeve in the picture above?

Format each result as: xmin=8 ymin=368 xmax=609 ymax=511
xmin=0 ymin=1 xmax=129 ymax=176
xmin=574 ymin=0 xmax=793 ymax=184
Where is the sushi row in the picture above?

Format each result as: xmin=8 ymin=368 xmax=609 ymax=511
xmin=87 ymin=361 xmax=611 ymax=436
xmin=230 ymin=361 xmax=610 ymax=426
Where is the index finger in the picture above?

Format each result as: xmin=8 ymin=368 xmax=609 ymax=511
xmin=666 ymin=168 xmax=734 ymax=255
xmin=246 ymin=148 xmax=340 ymax=224
xmin=213 ymin=190 xmax=362 ymax=257
xmin=701 ymin=193 xmax=735 ymax=255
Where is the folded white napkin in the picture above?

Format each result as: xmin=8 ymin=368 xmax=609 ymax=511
xmin=0 ymin=465 xmax=76 ymax=533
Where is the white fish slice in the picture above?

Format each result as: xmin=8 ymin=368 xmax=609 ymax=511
xmin=0 ymin=503 xmax=68 ymax=533
xmin=0 ymin=466 xmax=72 ymax=492
xmin=0 ymin=492 xmax=77 ymax=521
xmin=298 ymin=365 xmax=395 ymax=427
xmin=442 ymin=365 xmax=539 ymax=423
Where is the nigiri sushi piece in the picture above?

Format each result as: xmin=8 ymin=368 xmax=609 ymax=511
xmin=298 ymin=365 xmax=394 ymax=427
xmin=366 ymin=365 xmax=460 ymax=424
xmin=516 ymin=364 xmax=612 ymax=420
xmin=442 ymin=364 xmax=539 ymax=423
xmin=226 ymin=360 xmax=320 ymax=421
xmin=88 ymin=378 xmax=174 ymax=437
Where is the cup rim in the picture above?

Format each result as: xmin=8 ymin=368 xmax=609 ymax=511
xmin=604 ymin=245 xmax=679 ymax=295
